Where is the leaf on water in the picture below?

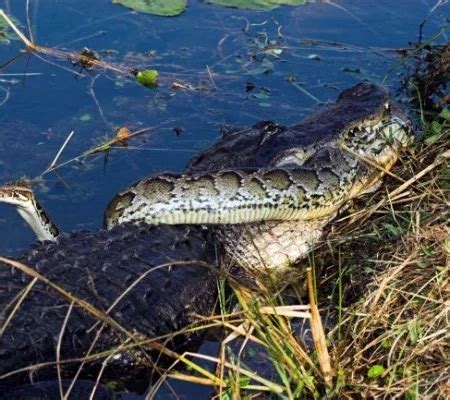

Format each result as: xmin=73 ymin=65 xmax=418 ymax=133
xmin=204 ymin=0 xmax=314 ymax=11
xmin=341 ymin=67 xmax=361 ymax=74
xmin=115 ymin=127 xmax=131 ymax=146
xmin=247 ymin=58 xmax=274 ymax=75
xmin=112 ymin=0 xmax=187 ymax=16
xmin=135 ymin=69 xmax=159 ymax=87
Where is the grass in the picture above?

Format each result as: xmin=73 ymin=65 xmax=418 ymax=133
xmin=173 ymin=114 xmax=449 ymax=399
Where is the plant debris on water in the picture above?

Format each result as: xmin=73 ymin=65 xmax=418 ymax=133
xmin=134 ymin=68 xmax=159 ymax=87
xmin=205 ymin=0 xmax=315 ymax=10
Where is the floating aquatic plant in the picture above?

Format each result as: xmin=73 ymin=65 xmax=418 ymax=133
xmin=112 ymin=0 xmax=315 ymax=16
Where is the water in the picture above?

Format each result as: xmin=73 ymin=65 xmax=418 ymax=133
xmin=0 ymin=0 xmax=448 ymax=398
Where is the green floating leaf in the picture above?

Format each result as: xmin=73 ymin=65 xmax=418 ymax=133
xmin=113 ymin=0 xmax=187 ymax=16
xmin=136 ymin=69 xmax=159 ymax=87
xmin=367 ymin=365 xmax=385 ymax=378
xmin=205 ymin=0 xmax=314 ymax=11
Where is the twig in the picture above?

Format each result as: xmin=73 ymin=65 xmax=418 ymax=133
xmin=0 ymin=85 xmax=9 ymax=107
xmin=307 ymin=268 xmax=333 ymax=387
xmin=39 ymin=126 xmax=152 ymax=177
xmin=25 ymin=0 xmax=34 ymax=43
xmin=289 ymin=80 xmax=322 ymax=104
xmin=206 ymin=65 xmax=218 ymax=90
xmin=88 ymin=341 xmax=130 ymax=400
xmin=0 ymin=72 xmax=42 ymax=76
xmin=32 ymin=52 xmax=85 ymax=78
xmin=0 ymin=278 xmax=37 ymax=337
xmin=0 ymin=9 xmax=130 ymax=77
xmin=44 ymin=130 xmax=75 ymax=174
xmin=58 ymin=301 xmax=74 ymax=400
xmin=88 ymin=75 xmax=111 ymax=128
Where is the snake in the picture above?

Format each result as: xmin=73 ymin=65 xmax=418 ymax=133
xmin=0 ymin=83 xmax=413 ymax=282
xmin=104 ymin=82 xmax=413 ymax=278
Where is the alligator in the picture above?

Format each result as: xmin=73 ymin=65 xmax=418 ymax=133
xmin=0 ymin=83 xmax=412 ymax=396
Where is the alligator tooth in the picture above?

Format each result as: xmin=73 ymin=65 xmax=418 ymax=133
xmin=384 ymin=101 xmax=389 ymax=110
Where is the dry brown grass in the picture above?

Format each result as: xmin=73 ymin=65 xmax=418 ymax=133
xmin=331 ymin=225 xmax=448 ymax=399
xmin=205 ymin=129 xmax=449 ymax=399
xmin=316 ymin=132 xmax=449 ymax=399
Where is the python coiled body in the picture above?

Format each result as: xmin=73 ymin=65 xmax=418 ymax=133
xmin=105 ymin=84 xmax=412 ymax=276
xmin=105 ymin=147 xmax=358 ymax=226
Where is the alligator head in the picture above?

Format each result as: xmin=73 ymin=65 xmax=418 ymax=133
xmin=186 ymin=83 xmax=413 ymax=172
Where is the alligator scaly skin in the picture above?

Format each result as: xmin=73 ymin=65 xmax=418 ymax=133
xmin=0 ymin=224 xmax=218 ymax=388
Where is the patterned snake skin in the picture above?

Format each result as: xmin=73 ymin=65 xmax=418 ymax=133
xmin=105 ymin=83 xmax=412 ymax=279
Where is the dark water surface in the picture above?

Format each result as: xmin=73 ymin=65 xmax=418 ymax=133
xmin=0 ymin=0 xmax=448 ymax=398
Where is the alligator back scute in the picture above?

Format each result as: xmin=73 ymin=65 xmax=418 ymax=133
xmin=0 ymin=223 xmax=218 ymax=386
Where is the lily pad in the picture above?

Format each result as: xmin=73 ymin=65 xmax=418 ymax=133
xmin=204 ymin=0 xmax=314 ymax=10
xmin=113 ymin=0 xmax=187 ymax=16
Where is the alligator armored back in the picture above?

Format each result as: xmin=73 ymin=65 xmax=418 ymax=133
xmin=0 ymin=224 xmax=218 ymax=390
xmin=0 ymin=83 xmax=413 ymax=394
